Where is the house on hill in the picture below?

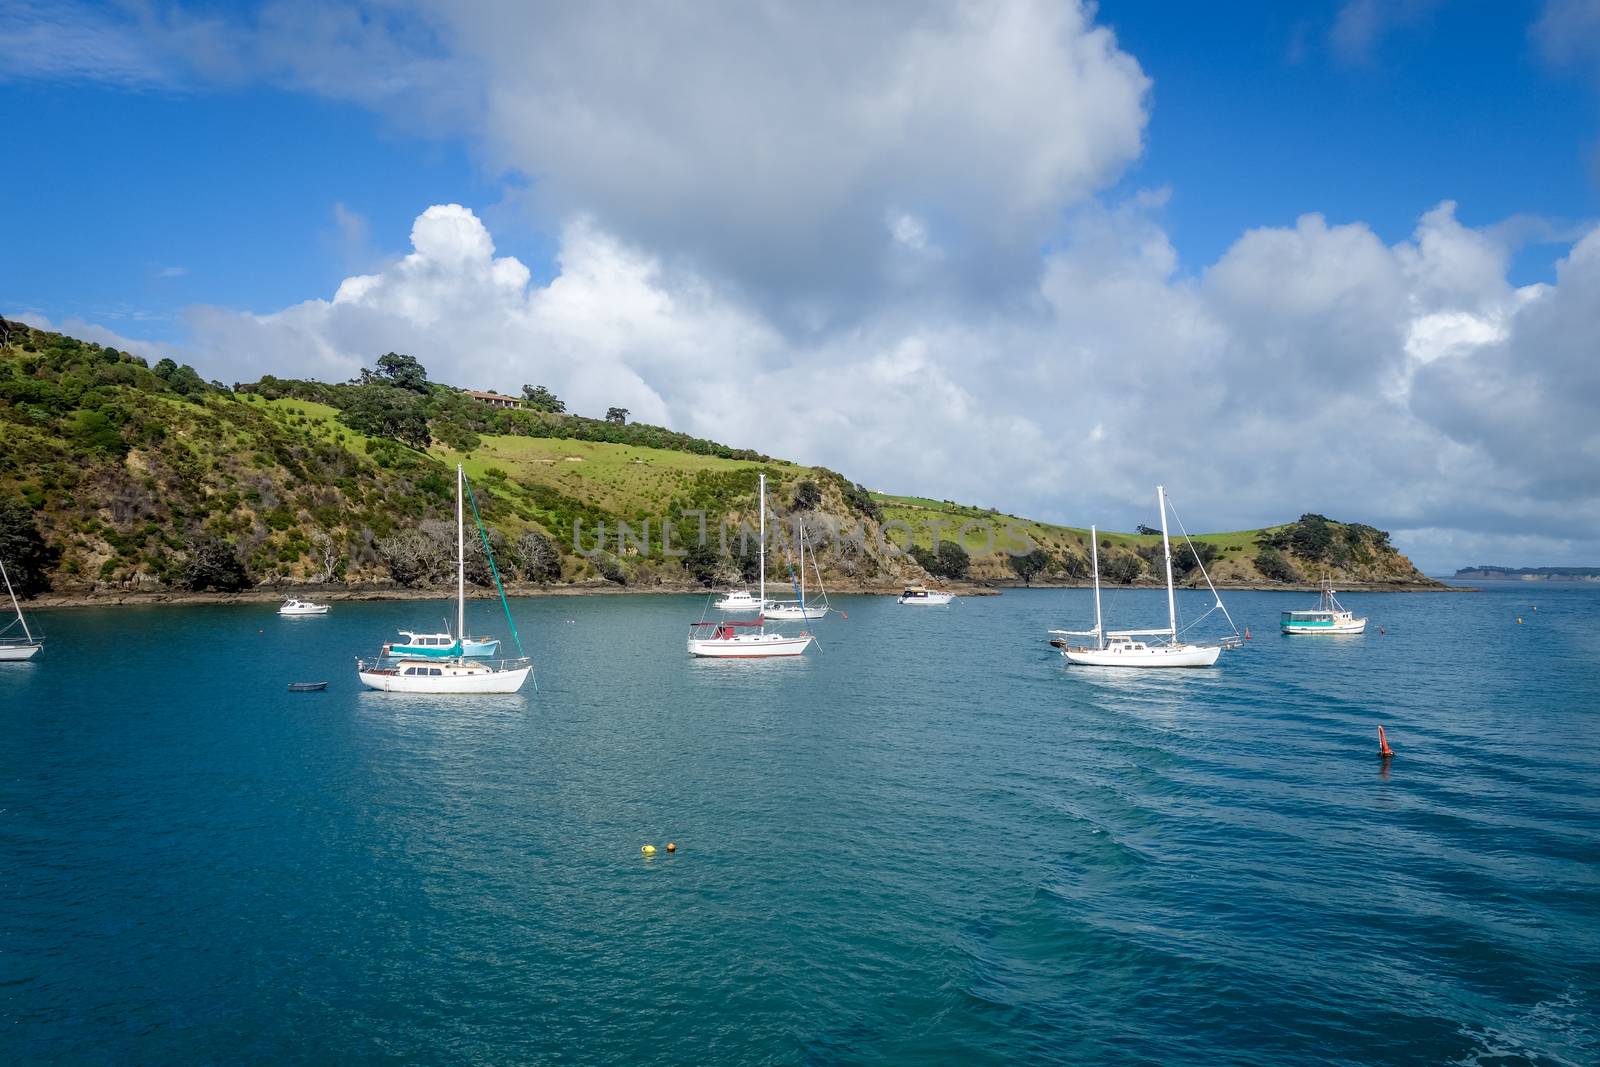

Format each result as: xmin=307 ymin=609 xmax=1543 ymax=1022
xmin=462 ymin=389 xmax=522 ymax=409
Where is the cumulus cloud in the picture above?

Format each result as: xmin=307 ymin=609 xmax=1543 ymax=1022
xmin=174 ymin=200 xmax=1600 ymax=571
xmin=13 ymin=1 xmax=1150 ymax=321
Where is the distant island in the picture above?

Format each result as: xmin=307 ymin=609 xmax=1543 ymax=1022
xmin=1 ymin=317 xmax=1442 ymax=601
xmin=1454 ymin=566 xmax=1600 ymax=581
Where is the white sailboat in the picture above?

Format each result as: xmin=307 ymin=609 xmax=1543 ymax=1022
xmin=1049 ymin=487 xmax=1240 ymax=668
xmin=0 ymin=558 xmax=42 ymax=661
xmin=689 ymin=473 xmax=814 ymax=658
xmin=358 ymin=465 xmax=532 ymax=693
xmin=765 ymin=519 xmax=830 ymax=620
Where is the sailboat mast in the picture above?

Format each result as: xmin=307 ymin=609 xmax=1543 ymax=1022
xmin=1157 ymin=485 xmax=1177 ymax=641
xmin=457 ymin=464 xmax=466 ymax=644
xmin=758 ymin=473 xmax=766 ymax=607
xmin=1090 ymin=525 xmax=1103 ymax=650
xmin=1 ymin=558 xmax=31 ymax=642
xmin=798 ymin=516 xmax=806 ymax=607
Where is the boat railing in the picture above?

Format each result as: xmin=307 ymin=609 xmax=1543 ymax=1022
xmin=357 ymin=655 xmax=532 ymax=672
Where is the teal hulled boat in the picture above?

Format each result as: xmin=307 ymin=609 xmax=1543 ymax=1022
xmin=382 ymin=631 xmax=501 ymax=658
xmin=1281 ymin=579 xmax=1368 ymax=635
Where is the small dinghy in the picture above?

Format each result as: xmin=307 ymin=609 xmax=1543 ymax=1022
xmin=287 ymin=681 xmax=329 ymax=692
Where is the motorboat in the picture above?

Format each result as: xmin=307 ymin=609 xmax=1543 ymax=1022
xmin=1281 ymin=578 xmax=1368 ymax=634
xmin=897 ymin=585 xmax=954 ymax=606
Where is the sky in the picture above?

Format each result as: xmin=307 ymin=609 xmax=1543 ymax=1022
xmin=3 ymin=0 xmax=1600 ymax=573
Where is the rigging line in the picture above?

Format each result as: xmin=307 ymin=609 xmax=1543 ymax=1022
xmin=463 ymin=476 xmax=527 ymax=660
xmin=1166 ymin=497 xmax=1241 ymax=638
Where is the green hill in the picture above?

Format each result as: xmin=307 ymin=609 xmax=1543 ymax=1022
xmin=0 ymin=317 xmax=1435 ymax=598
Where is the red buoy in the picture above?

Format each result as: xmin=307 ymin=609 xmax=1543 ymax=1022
xmin=1377 ymin=725 xmax=1394 ymax=759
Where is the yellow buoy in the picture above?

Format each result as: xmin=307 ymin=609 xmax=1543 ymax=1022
xmin=1517 ymin=617 xmax=1523 ymax=625
xmin=640 ymin=844 xmax=657 ymax=856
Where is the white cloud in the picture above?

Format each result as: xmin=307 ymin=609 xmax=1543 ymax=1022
xmin=1329 ymin=0 xmax=1440 ymax=64
xmin=167 ymin=199 xmax=1600 ymax=571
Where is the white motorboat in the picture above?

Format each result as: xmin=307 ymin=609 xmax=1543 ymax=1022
xmin=1281 ymin=578 xmax=1368 ymax=634
xmin=0 ymin=558 xmax=42 ymax=661
xmin=358 ymin=465 xmax=532 ymax=693
xmin=383 ymin=630 xmax=500 ymax=658
xmin=766 ymin=519 xmax=830 ymax=620
xmin=689 ymin=473 xmax=813 ymax=658
xmin=897 ymin=585 xmax=954 ymax=606
xmin=1049 ymin=489 xmax=1241 ymax=669
xmin=278 ymin=598 xmax=330 ymax=616
xmin=713 ymin=589 xmax=770 ymax=613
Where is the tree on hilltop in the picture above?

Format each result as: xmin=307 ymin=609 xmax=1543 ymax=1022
xmin=521 ymin=384 xmax=566 ymax=413
xmin=362 ymin=352 xmax=430 ymax=393
xmin=605 ymin=406 xmax=629 ymax=424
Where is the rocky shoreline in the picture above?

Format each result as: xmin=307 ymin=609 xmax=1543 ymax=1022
xmin=24 ymin=576 xmax=1462 ymax=610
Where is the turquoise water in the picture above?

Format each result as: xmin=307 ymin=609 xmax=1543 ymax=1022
xmin=3 ymin=587 xmax=1597 ymax=1064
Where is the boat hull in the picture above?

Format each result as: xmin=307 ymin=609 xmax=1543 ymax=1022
xmin=898 ymin=594 xmax=954 ymax=606
xmin=278 ymin=607 xmax=329 ymax=616
xmin=687 ymin=633 xmax=814 ymax=658
xmin=0 ymin=643 xmax=41 ymax=661
xmin=1063 ymin=643 xmax=1222 ymax=668
xmin=1281 ymin=618 xmax=1367 ymax=635
xmin=714 ymin=596 xmax=768 ymax=613
xmin=763 ymin=604 xmax=829 ymax=620
xmin=357 ymin=665 xmax=531 ymax=693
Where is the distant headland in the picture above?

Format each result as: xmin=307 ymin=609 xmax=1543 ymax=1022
xmin=1453 ymin=566 xmax=1600 ymax=581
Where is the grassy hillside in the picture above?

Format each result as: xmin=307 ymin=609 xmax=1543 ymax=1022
xmin=872 ymin=494 xmax=1433 ymax=587
xmin=0 ymin=317 xmax=1434 ymax=597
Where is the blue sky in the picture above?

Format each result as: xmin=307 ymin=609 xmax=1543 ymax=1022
xmin=3 ymin=1 xmax=1599 ymax=570
xmin=1104 ymin=1 xmax=1595 ymax=278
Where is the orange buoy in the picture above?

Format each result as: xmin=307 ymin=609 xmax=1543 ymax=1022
xmin=1244 ymin=627 xmax=1251 ymax=641
xmin=666 ymin=842 xmax=677 ymax=853
xmin=1377 ymin=725 xmax=1394 ymax=759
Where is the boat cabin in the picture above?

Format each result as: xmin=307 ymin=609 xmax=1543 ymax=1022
xmin=397 ymin=632 xmax=456 ymax=648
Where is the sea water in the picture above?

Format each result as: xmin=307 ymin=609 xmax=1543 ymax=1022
xmin=2 ymin=587 xmax=1597 ymax=1064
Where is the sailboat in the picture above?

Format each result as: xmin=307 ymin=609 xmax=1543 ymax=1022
xmin=357 ymin=465 xmax=532 ymax=693
xmin=1049 ymin=487 xmax=1241 ymax=668
xmin=688 ymin=473 xmax=814 ymax=657
xmin=0 ymin=558 xmax=42 ymax=661
xmin=765 ymin=518 xmax=830 ymax=620
xmin=1281 ymin=577 xmax=1368 ymax=634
